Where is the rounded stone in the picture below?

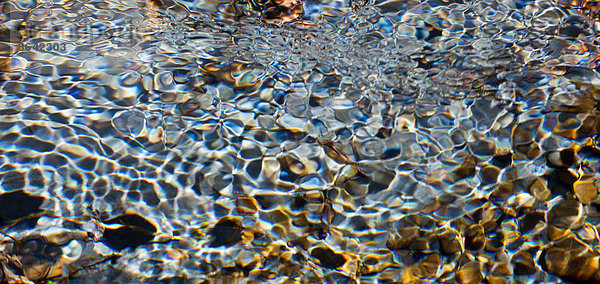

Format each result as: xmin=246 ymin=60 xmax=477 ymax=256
xmin=480 ymin=165 xmax=501 ymax=184
xmin=545 ymin=148 xmax=577 ymax=168
xmin=236 ymin=197 xmax=259 ymax=214
xmin=574 ymin=175 xmax=598 ymax=204
xmin=438 ymin=230 xmax=461 ymax=255
xmin=456 ymin=261 xmax=484 ymax=284
xmin=465 ymin=224 xmax=485 ymax=251
xmin=511 ymin=250 xmax=536 ymax=275
xmin=490 ymin=182 xmax=515 ymax=203
xmin=386 ymin=227 xmax=419 ymax=250
xmin=547 ymin=199 xmax=584 ymax=229
xmin=528 ymin=178 xmax=551 ymax=202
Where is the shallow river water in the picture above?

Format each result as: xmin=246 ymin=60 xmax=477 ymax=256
xmin=2 ymin=0 xmax=600 ymax=282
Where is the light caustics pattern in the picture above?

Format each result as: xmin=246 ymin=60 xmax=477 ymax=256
xmin=2 ymin=0 xmax=600 ymax=282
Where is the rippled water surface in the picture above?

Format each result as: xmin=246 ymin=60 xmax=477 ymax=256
xmin=2 ymin=0 xmax=600 ymax=282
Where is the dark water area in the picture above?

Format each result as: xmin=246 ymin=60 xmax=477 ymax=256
xmin=2 ymin=0 xmax=600 ymax=282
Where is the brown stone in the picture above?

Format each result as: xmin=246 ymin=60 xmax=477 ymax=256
xmin=410 ymin=236 xmax=431 ymax=251
xmin=403 ymin=214 xmax=437 ymax=229
xmin=547 ymin=226 xmax=571 ymax=241
xmin=401 ymin=266 xmax=422 ymax=284
xmin=471 ymin=139 xmax=497 ymax=156
xmin=545 ymin=149 xmax=577 ymax=168
xmin=556 ymin=168 xmax=579 ymax=188
xmin=480 ymin=165 xmax=500 ymax=184
xmin=287 ymin=236 xmax=309 ymax=250
xmin=236 ymin=197 xmax=259 ymax=213
xmin=542 ymin=245 xmax=600 ymax=282
xmin=485 ymin=232 xmax=505 ymax=252
xmin=420 ymin=199 xmax=441 ymax=215
xmin=342 ymin=176 xmax=370 ymax=196
xmin=486 ymin=275 xmax=509 ymax=284
xmin=262 ymin=209 xmax=290 ymax=225
xmin=547 ymin=199 xmax=584 ymax=229
xmin=386 ymin=227 xmax=419 ymax=250
xmin=438 ymin=230 xmax=461 ymax=255
xmin=310 ymin=246 xmax=347 ymax=269
xmin=528 ymin=178 xmax=551 ymax=202
xmin=511 ymin=251 xmax=536 ymax=275
xmin=465 ymin=224 xmax=485 ymax=251
xmin=417 ymin=253 xmax=440 ymax=278
xmin=518 ymin=211 xmax=545 ymax=233
xmin=490 ymin=262 xmax=512 ymax=276
xmin=360 ymin=253 xmax=392 ymax=276
xmin=491 ymin=148 xmax=512 ymax=168
xmin=512 ymin=125 xmax=533 ymax=144
xmin=574 ymin=175 xmax=598 ymax=204
xmin=515 ymin=142 xmax=541 ymax=159
xmin=456 ymin=261 xmax=484 ymax=284
xmin=490 ymin=182 xmax=515 ymax=203
xmin=451 ymin=154 xmax=477 ymax=181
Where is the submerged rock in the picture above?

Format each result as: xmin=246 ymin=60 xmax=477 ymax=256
xmin=1 ymin=229 xmax=95 ymax=283
xmin=541 ymin=242 xmax=600 ymax=282
xmin=310 ymin=246 xmax=346 ymax=269
xmin=456 ymin=261 xmax=483 ymax=284
xmin=208 ymin=217 xmax=244 ymax=247
xmin=0 ymin=190 xmax=45 ymax=228
xmin=101 ymin=213 xmax=157 ymax=251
